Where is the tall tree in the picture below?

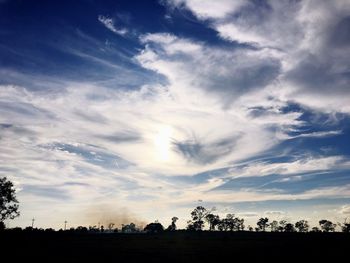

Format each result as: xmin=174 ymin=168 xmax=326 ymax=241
xmin=225 ymin=214 xmax=235 ymax=231
xmin=189 ymin=206 xmax=208 ymax=231
xmin=0 ymin=177 xmax=20 ymax=224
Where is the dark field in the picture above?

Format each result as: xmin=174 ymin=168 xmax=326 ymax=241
xmin=1 ymin=231 xmax=349 ymax=262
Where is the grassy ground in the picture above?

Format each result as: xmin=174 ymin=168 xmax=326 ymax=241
xmin=1 ymin=231 xmax=349 ymax=262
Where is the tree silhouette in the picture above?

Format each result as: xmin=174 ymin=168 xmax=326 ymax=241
xmin=284 ymin=223 xmax=296 ymax=232
xmin=278 ymin=220 xmax=287 ymax=232
xmin=166 ymin=217 xmax=178 ymax=231
xmin=340 ymin=219 xmax=350 ymax=233
xmin=144 ymin=222 xmax=164 ymax=233
xmin=122 ymin=223 xmax=137 ymax=233
xmin=337 ymin=218 xmax=350 ymax=233
xmin=107 ymin=223 xmax=115 ymax=231
xmin=189 ymin=206 xmax=208 ymax=231
xmin=270 ymin=220 xmax=279 ymax=232
xmin=218 ymin=218 xmax=228 ymax=231
xmin=0 ymin=177 xmax=20 ymax=225
xmin=205 ymin=213 xmax=220 ymax=231
xmin=319 ymin=220 xmax=336 ymax=232
xmin=225 ymin=214 xmax=235 ymax=231
xmin=311 ymin=226 xmax=321 ymax=232
xmin=235 ymin=217 xmax=245 ymax=231
xmin=256 ymin=217 xmax=269 ymax=232
xmin=295 ymin=220 xmax=309 ymax=232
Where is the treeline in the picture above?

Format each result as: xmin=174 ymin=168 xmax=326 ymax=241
xmin=2 ymin=206 xmax=350 ymax=234
xmin=169 ymin=206 xmax=350 ymax=233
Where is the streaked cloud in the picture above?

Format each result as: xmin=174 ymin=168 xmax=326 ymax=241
xmin=98 ymin=15 xmax=128 ymax=36
xmin=0 ymin=0 xmax=349 ymax=229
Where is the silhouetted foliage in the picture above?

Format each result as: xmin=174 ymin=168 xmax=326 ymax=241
xmin=122 ymin=223 xmax=138 ymax=233
xmin=144 ymin=222 xmax=164 ymax=233
xmin=215 ymin=214 xmax=245 ymax=232
xmin=107 ymin=223 xmax=115 ymax=231
xmin=256 ymin=218 xmax=269 ymax=232
xmin=284 ymin=223 xmax=296 ymax=232
xmin=270 ymin=220 xmax=279 ymax=232
xmin=75 ymin=226 xmax=88 ymax=233
xmin=235 ymin=218 xmax=245 ymax=231
xmin=188 ymin=206 xmax=208 ymax=231
xmin=88 ymin=226 xmax=100 ymax=233
xmin=295 ymin=220 xmax=309 ymax=232
xmin=0 ymin=177 xmax=19 ymax=223
xmin=319 ymin=220 xmax=336 ymax=232
xmin=278 ymin=220 xmax=287 ymax=232
xmin=311 ymin=226 xmax=321 ymax=232
xmin=166 ymin=217 xmax=178 ymax=231
xmin=340 ymin=222 xmax=350 ymax=233
xmin=205 ymin=213 xmax=220 ymax=231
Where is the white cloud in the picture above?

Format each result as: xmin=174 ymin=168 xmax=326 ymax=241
xmin=265 ymin=211 xmax=285 ymax=216
xmin=165 ymin=0 xmax=350 ymax=114
xmin=340 ymin=205 xmax=350 ymax=215
xmin=98 ymin=15 xmax=128 ymax=36
xmin=167 ymin=0 xmax=246 ymax=19
xmin=227 ymin=156 xmax=349 ymax=179
xmin=2 ymin=0 xmax=350 ymax=229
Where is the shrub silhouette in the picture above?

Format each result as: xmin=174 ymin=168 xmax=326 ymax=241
xmin=144 ymin=222 xmax=164 ymax=233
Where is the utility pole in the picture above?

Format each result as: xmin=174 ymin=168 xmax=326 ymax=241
xmin=31 ymin=218 xmax=35 ymax=228
xmin=64 ymin=220 xmax=67 ymax=230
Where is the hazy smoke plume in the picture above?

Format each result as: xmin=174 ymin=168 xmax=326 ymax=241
xmin=85 ymin=204 xmax=147 ymax=229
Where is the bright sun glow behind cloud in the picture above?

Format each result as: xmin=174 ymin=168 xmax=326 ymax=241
xmin=154 ymin=126 xmax=173 ymax=162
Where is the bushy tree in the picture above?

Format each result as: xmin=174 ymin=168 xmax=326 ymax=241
xmin=278 ymin=220 xmax=287 ymax=232
xmin=205 ymin=213 xmax=220 ymax=231
xmin=270 ymin=220 xmax=279 ymax=232
xmin=295 ymin=220 xmax=309 ymax=232
xmin=144 ymin=222 xmax=164 ymax=233
xmin=256 ymin=217 xmax=269 ymax=232
xmin=311 ymin=226 xmax=321 ymax=232
xmin=319 ymin=220 xmax=336 ymax=232
xmin=235 ymin=218 xmax=245 ymax=231
xmin=122 ymin=222 xmax=138 ymax=233
xmin=188 ymin=206 xmax=208 ymax=231
xmin=340 ymin=222 xmax=350 ymax=233
xmin=0 ymin=177 xmax=20 ymax=224
xmin=284 ymin=223 xmax=296 ymax=232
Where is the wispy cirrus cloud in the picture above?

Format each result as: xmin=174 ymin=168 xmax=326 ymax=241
xmin=98 ymin=15 xmax=128 ymax=36
xmin=1 ymin=0 xmax=350 ymax=229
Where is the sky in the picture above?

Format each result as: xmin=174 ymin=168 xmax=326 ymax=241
xmin=1 ymin=0 xmax=350 ymax=230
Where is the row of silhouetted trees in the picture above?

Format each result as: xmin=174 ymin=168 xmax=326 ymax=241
xmin=1 ymin=177 xmax=350 ymax=233
xmin=143 ymin=206 xmax=350 ymax=233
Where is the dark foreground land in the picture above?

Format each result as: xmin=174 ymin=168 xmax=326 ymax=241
xmin=1 ymin=231 xmax=349 ymax=262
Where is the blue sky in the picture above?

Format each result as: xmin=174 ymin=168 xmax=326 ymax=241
xmin=1 ymin=0 xmax=350 ymax=229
